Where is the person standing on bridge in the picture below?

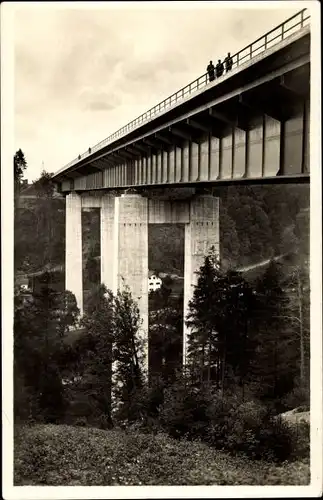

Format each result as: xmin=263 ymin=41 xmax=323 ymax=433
xmin=216 ymin=59 xmax=224 ymax=78
xmin=224 ymin=52 xmax=233 ymax=72
xmin=207 ymin=60 xmax=215 ymax=82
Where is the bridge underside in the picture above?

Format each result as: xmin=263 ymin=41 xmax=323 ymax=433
xmin=58 ymin=46 xmax=310 ymax=194
xmin=66 ymin=190 xmax=220 ymax=368
xmin=59 ymin=25 xmax=311 ymax=373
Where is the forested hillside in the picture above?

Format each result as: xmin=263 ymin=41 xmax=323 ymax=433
xmin=15 ymin=183 xmax=309 ymax=281
xmin=14 ymin=162 xmax=311 ymax=483
xmin=15 ymin=179 xmax=65 ymax=275
xmin=148 ymin=184 xmax=309 ymax=275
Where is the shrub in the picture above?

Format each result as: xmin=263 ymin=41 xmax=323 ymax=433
xmin=74 ymin=416 xmax=88 ymax=427
xmin=281 ymin=385 xmax=310 ymax=411
xmin=159 ymin=379 xmax=215 ymax=440
xmin=255 ymin=416 xmax=295 ymax=462
xmin=292 ymin=421 xmax=310 ymax=460
xmin=207 ymin=396 xmax=296 ymax=462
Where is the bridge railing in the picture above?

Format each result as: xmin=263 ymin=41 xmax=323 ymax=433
xmin=60 ymin=8 xmax=310 ymax=173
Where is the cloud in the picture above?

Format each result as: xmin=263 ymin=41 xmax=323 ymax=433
xmin=81 ymin=91 xmax=122 ymax=112
xmin=13 ymin=4 xmax=298 ymax=180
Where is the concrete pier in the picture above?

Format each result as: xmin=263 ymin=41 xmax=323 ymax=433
xmin=118 ymin=193 xmax=149 ymax=367
xmin=65 ymin=192 xmax=83 ymax=315
xmin=65 ymin=188 xmax=219 ymax=372
xmin=183 ymin=195 xmax=220 ymax=365
xmin=101 ymin=194 xmax=118 ymax=294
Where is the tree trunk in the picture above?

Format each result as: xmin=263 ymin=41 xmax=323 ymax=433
xmin=242 ymin=318 xmax=248 ymax=402
xmin=221 ymin=337 xmax=226 ymax=397
xmin=207 ymin=331 xmax=211 ymax=385
xmin=201 ymin=344 xmax=205 ymax=383
xmin=297 ymin=268 xmax=305 ymax=386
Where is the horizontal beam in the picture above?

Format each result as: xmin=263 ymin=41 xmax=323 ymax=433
xmin=238 ymin=93 xmax=284 ymax=122
xmin=209 ymin=107 xmax=237 ymax=127
xmin=91 ymin=159 xmax=106 ymax=170
xmin=169 ymin=125 xmax=191 ymax=140
xmin=155 ymin=131 xmax=183 ymax=148
xmin=143 ymin=137 xmax=163 ymax=149
xmin=186 ymin=118 xmax=211 ymax=133
xmin=115 ymin=149 xmax=135 ymax=160
xmin=131 ymin=142 xmax=151 ymax=154
xmin=279 ymin=74 xmax=305 ymax=97
xmin=108 ymin=152 xmax=126 ymax=163
xmin=124 ymin=146 xmax=141 ymax=156
xmin=155 ymin=132 xmax=172 ymax=145
xmin=56 ymin=54 xmax=309 ymax=180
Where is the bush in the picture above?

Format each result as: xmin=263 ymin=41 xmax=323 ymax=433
xmin=159 ymin=380 xmax=215 ymax=440
xmin=207 ymin=397 xmax=296 ymax=462
xmin=255 ymin=416 xmax=295 ymax=462
xmin=291 ymin=421 xmax=310 ymax=460
xmin=159 ymin=383 xmax=300 ymax=463
xmin=74 ymin=416 xmax=88 ymax=427
xmin=281 ymin=385 xmax=310 ymax=411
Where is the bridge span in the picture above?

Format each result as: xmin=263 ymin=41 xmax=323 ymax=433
xmin=53 ymin=9 xmax=311 ymax=367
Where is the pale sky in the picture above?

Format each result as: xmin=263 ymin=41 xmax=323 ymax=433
xmin=14 ymin=2 xmax=301 ymax=181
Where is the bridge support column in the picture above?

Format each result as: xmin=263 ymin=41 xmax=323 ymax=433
xmin=65 ymin=191 xmax=83 ymax=315
xmin=118 ymin=193 xmax=149 ymax=370
xmin=183 ymin=194 xmax=220 ymax=366
xmin=101 ymin=194 xmax=119 ymax=294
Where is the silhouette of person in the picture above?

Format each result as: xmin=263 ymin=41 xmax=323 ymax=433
xmin=207 ymin=60 xmax=215 ymax=82
xmin=224 ymin=52 xmax=233 ymax=72
xmin=216 ymin=59 xmax=224 ymax=78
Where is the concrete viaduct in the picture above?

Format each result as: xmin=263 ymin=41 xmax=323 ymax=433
xmin=52 ymin=9 xmax=310 ymax=366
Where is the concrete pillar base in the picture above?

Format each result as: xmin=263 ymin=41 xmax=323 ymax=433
xmin=183 ymin=195 xmax=220 ymax=365
xmin=65 ymin=192 xmax=83 ymax=315
xmin=118 ymin=193 xmax=149 ymax=371
xmin=101 ymin=194 xmax=118 ymax=294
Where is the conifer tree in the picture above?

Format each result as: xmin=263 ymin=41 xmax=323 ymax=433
xmin=14 ymin=287 xmax=79 ymax=422
xmin=186 ymin=250 xmax=256 ymax=393
xmin=220 ymin=270 xmax=256 ymax=395
xmin=280 ymin=263 xmax=310 ymax=394
xmin=186 ymin=254 xmax=224 ymax=386
xmin=78 ymin=284 xmax=115 ymax=427
xmin=149 ymin=284 xmax=183 ymax=385
xmin=249 ymin=260 xmax=298 ymax=404
xmin=112 ymin=287 xmax=146 ymax=422
xmin=14 ymin=149 xmax=27 ymax=189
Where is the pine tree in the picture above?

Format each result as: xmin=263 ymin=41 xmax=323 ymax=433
xmin=14 ymin=149 xmax=27 ymax=190
xmin=84 ymin=247 xmax=101 ymax=288
xmin=149 ymin=284 xmax=183 ymax=385
xmin=112 ymin=287 xmax=146 ymax=422
xmin=186 ymin=250 xmax=257 ymax=394
xmin=14 ymin=287 xmax=79 ymax=422
xmin=220 ymin=206 xmax=240 ymax=268
xmin=281 ymin=264 xmax=310 ymax=392
xmin=77 ymin=284 xmax=115 ymax=428
xmin=220 ymin=270 xmax=256 ymax=395
xmin=249 ymin=260 xmax=298 ymax=405
xmin=186 ymin=255 xmax=224 ymax=386
xmin=33 ymin=170 xmax=55 ymax=198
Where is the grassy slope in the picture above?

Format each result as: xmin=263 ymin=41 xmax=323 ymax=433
xmin=14 ymin=424 xmax=310 ymax=486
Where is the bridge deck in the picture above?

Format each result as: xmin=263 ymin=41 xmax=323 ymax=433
xmin=53 ymin=9 xmax=310 ymax=189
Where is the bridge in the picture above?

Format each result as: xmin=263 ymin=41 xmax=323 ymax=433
xmin=52 ymin=9 xmax=310 ymax=367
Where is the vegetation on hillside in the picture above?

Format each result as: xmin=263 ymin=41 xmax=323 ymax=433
xmin=15 ymin=167 xmax=65 ymax=274
xmin=14 ymin=424 xmax=310 ymax=486
xmin=13 ymin=150 xmax=310 ymax=485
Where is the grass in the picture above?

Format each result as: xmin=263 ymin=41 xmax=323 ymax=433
xmin=14 ymin=424 xmax=310 ymax=486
